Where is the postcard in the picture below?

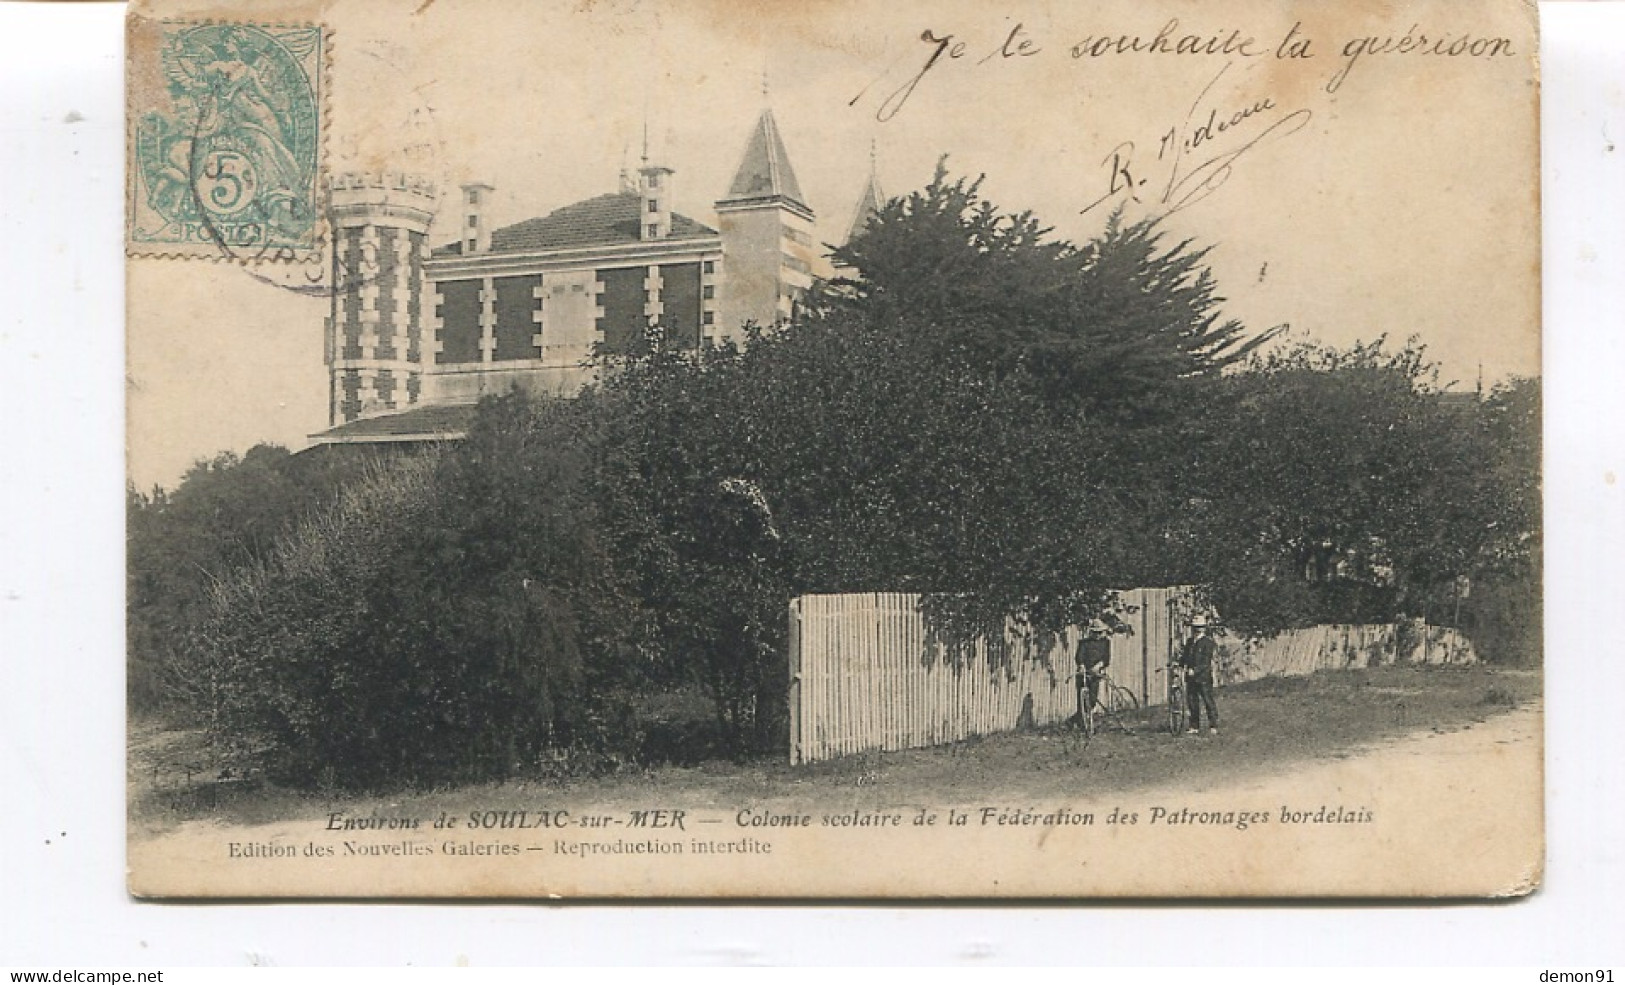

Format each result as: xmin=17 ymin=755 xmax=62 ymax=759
xmin=126 ymin=0 xmax=1541 ymax=898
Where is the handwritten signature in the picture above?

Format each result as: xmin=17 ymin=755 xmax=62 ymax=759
xmin=1082 ymin=62 xmax=1312 ymax=217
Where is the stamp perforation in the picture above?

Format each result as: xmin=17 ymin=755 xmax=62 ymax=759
xmin=125 ymin=16 xmax=333 ymax=266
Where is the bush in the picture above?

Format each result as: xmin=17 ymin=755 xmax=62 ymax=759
xmin=128 ymin=443 xmax=403 ymax=713
xmin=1453 ymin=567 xmax=1542 ymax=665
xmin=189 ymin=396 xmax=644 ymax=790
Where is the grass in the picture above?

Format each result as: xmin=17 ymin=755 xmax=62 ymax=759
xmin=129 ymin=662 xmax=1540 ymax=837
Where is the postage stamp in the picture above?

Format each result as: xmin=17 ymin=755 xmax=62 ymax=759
xmin=127 ymin=20 xmax=326 ymax=260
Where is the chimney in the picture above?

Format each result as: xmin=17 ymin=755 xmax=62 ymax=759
xmin=460 ymin=181 xmax=494 ymax=253
xmin=638 ymin=164 xmax=673 ymax=241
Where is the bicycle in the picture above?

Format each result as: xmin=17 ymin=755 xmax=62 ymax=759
xmin=1078 ymin=672 xmax=1140 ymax=737
xmin=1166 ymin=663 xmax=1188 ymax=735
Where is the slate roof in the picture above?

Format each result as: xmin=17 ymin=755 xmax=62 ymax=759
xmin=308 ymin=403 xmax=478 ymax=444
xmin=432 ymin=192 xmax=717 ymax=258
xmin=844 ymin=169 xmax=886 ymax=245
xmin=718 ymin=109 xmax=808 ymax=209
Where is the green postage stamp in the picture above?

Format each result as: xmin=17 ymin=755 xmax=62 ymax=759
xmin=128 ymin=20 xmax=326 ymax=259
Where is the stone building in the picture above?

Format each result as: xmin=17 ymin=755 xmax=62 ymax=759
xmin=313 ymin=106 xmax=857 ymax=447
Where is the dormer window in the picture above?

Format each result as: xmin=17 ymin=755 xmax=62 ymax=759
xmin=466 ymin=189 xmax=480 ymax=205
xmin=648 ymin=173 xmax=661 ymax=189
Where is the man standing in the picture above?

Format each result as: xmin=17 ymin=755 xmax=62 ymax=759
xmin=1075 ymin=620 xmax=1113 ymax=723
xmin=1179 ymin=616 xmax=1220 ymax=735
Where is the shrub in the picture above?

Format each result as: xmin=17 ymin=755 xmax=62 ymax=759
xmin=189 ymin=397 xmax=643 ymax=790
xmin=127 ymin=443 xmax=402 ymax=713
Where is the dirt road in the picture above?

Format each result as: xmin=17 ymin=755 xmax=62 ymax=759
xmin=129 ymin=702 xmax=1542 ymax=898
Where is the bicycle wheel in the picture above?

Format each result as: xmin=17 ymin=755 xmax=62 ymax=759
xmin=1168 ymin=681 xmax=1187 ymax=734
xmin=1106 ymin=683 xmax=1139 ymax=713
xmin=1092 ymin=683 xmax=1136 ymax=733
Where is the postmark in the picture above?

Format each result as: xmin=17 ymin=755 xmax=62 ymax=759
xmin=128 ymin=20 xmax=327 ymax=260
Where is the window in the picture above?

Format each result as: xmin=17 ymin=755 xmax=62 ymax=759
xmin=465 ymin=238 xmax=476 ymax=251
xmin=647 ymin=173 xmax=661 ymax=189
xmin=648 ymin=199 xmax=659 ymax=213
xmin=702 ymin=285 xmax=714 ymax=300
xmin=466 ymin=189 xmax=480 ymax=205
xmin=646 ymin=224 xmax=660 ymax=238
xmin=703 ymin=260 xmax=715 ymax=274
xmin=702 ymin=311 xmax=714 ymax=325
xmin=467 ymin=214 xmax=478 ymax=228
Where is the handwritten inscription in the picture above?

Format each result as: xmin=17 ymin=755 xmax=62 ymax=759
xmin=848 ymin=16 xmax=1514 ymax=220
xmin=851 ymin=18 xmax=1516 ymax=122
xmin=1330 ymin=24 xmax=1516 ymax=92
xmin=1083 ymin=62 xmax=1313 ymax=217
xmin=1067 ymin=19 xmax=1264 ymax=60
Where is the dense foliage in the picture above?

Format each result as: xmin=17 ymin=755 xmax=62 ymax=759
xmin=572 ymin=169 xmax=1539 ymax=741
xmin=1189 ymin=341 xmax=1539 ymax=634
xmin=127 ymin=443 xmax=397 ymax=711
xmin=184 ymin=397 xmax=644 ymax=789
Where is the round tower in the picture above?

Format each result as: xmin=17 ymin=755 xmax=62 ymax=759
xmin=326 ymin=172 xmax=439 ymax=425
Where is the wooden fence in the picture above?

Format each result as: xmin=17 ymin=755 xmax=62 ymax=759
xmin=1220 ymin=620 xmax=1475 ymax=682
xmin=787 ymin=592 xmax=1476 ymax=765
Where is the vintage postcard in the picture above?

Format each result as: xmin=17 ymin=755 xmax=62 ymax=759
xmin=126 ymin=0 xmax=1542 ymax=898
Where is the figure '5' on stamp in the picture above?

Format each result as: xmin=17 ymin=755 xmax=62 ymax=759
xmin=127 ymin=17 xmax=327 ymax=260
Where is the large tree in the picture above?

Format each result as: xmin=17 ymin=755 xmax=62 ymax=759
xmin=825 ymin=163 xmax=1280 ymax=422
xmin=1183 ymin=338 xmax=1537 ymax=637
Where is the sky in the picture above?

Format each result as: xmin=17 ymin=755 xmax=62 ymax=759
xmin=126 ymin=0 xmax=1541 ymax=491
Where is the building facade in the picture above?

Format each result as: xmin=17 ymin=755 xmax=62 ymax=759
xmin=316 ymin=107 xmax=840 ymax=444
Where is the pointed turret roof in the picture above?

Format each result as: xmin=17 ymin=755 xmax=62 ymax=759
xmin=718 ymin=108 xmax=808 ymax=210
xmin=844 ymin=168 xmax=886 ymax=245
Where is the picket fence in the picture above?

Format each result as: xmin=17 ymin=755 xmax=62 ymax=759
xmin=786 ymin=591 xmax=1476 ymax=765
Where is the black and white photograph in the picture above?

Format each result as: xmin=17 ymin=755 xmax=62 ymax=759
xmin=121 ymin=0 xmax=1542 ymax=898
